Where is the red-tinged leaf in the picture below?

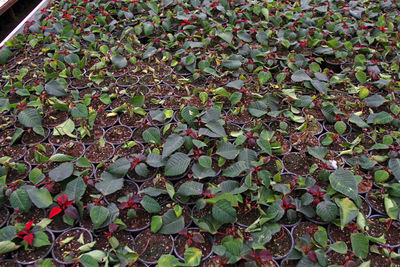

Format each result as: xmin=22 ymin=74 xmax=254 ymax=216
xmin=64 ymin=206 xmax=79 ymax=219
xmin=23 ymin=233 xmax=34 ymax=246
xmin=108 ymin=223 xmax=119 ymax=233
xmin=259 ymin=250 xmax=272 ymax=261
xmin=344 ymin=261 xmax=357 ymax=267
xmin=308 ymin=251 xmax=317 ymax=262
xmin=192 ymin=233 xmax=205 ymax=243
xmin=118 ymin=202 xmax=128 ymax=210
xmin=65 ymin=199 xmax=74 ymax=208
xmin=57 ymin=194 xmax=68 ymax=207
xmin=25 ymin=220 xmax=34 ymax=230
xmin=178 ymin=228 xmax=188 ymax=236
xmin=49 ymin=207 xmax=62 ymax=218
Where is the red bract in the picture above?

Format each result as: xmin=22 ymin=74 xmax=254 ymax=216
xmin=16 ymin=220 xmax=34 ymax=246
xmin=49 ymin=194 xmax=74 ymax=218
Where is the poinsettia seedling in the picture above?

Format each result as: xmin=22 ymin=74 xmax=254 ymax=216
xmin=15 ymin=220 xmax=34 ymax=246
xmin=178 ymin=228 xmax=205 ymax=247
xmin=49 ymin=194 xmax=78 ymax=220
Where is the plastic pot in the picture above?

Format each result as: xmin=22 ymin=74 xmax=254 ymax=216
xmin=13 ymin=230 xmax=54 ymax=266
xmin=52 ymin=227 xmax=93 ymax=265
xmin=135 ymin=229 xmax=174 ymax=265
xmin=173 ymin=228 xmax=214 ymax=261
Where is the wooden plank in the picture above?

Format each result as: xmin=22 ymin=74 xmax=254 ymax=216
xmin=0 ymin=0 xmax=18 ymax=17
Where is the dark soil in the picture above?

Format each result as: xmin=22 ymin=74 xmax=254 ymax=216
xmin=105 ymin=181 xmax=139 ymax=204
xmin=367 ymin=217 xmax=400 ymax=246
xmin=21 ymin=129 xmax=47 ymax=145
xmin=0 ymin=144 xmax=26 ymax=160
xmin=135 ymin=229 xmax=173 ymax=263
xmin=263 ymin=228 xmax=292 ymax=258
xmin=366 ymin=190 xmax=386 ymax=214
xmin=24 ymin=143 xmax=55 ymax=165
xmin=57 ymin=142 xmax=85 ymax=158
xmin=9 ymin=207 xmax=45 ymax=225
xmin=115 ymin=142 xmax=144 ymax=158
xmin=94 ymin=230 xmax=134 ymax=251
xmin=292 ymin=221 xmax=319 ymax=242
xmin=120 ymin=209 xmax=151 ymax=231
xmin=53 ymin=228 xmax=92 ymax=263
xmin=13 ymin=231 xmax=52 ymax=263
xmin=175 ymin=231 xmax=212 ymax=259
xmin=104 ymin=126 xmax=132 ymax=144
xmin=85 ymin=142 xmax=114 ymax=163
xmin=290 ymin=132 xmax=319 ymax=152
xmin=119 ymin=112 xmax=142 ymax=127
xmin=283 ymin=153 xmax=314 ymax=175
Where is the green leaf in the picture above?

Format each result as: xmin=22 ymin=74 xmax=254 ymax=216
xmin=0 ymin=241 xmax=19 ymax=254
xmin=18 ymin=108 xmax=42 ymax=128
xmin=257 ymin=138 xmax=272 ymax=155
xmin=258 ymin=71 xmax=272 ymax=84
xmin=313 ymin=228 xmax=328 ymax=249
xmin=355 ymin=70 xmax=367 ymax=83
xmin=164 ymin=152 xmax=190 ymax=177
xmin=140 ymin=195 xmax=161 ymax=213
xmin=329 ymin=168 xmax=359 ymax=202
xmin=106 ymin=157 xmax=130 ymax=177
xmin=221 ymin=59 xmax=241 ymax=70
xmin=335 ymin=198 xmax=359 ymax=228
xmin=218 ymin=31 xmax=233 ymax=43
xmin=95 ymin=172 xmax=123 ymax=195
xmin=212 ymin=200 xmax=236 ymax=224
xmin=0 ymin=226 xmax=16 ymax=241
xmin=237 ymin=31 xmax=252 ymax=42
xmin=248 ymin=101 xmax=268 ymax=117
xmin=310 ymin=79 xmax=328 ymax=94
xmin=142 ymin=127 xmax=161 ymax=146
xmin=151 ymin=216 xmax=162 ymax=233
xmin=316 ymin=201 xmax=338 ymax=222
xmin=53 ymin=119 xmax=77 ymax=138
xmin=49 ymin=162 xmax=74 ymax=182
xmin=0 ymin=47 xmax=12 ymax=65
xmin=29 ymin=168 xmax=45 ymax=184
xmin=330 ymin=241 xmax=347 ymax=254
xmin=389 ymin=158 xmax=400 ymax=181
xmin=45 ymin=80 xmax=67 ymax=96
xmin=64 ymin=177 xmax=86 ymax=201
xmin=184 ymin=247 xmax=202 ymax=266
xmin=80 ymin=255 xmax=99 ymax=267
xmin=24 ymin=186 xmax=53 ymax=209
xmin=142 ymin=46 xmax=157 ymax=59
xmin=222 ymin=161 xmax=248 ymax=177
xmin=334 ymin=121 xmax=347 ymax=135
xmin=192 ymin=163 xmax=216 ymax=179
xmin=49 ymin=153 xmax=75 ymax=162
xmin=365 ymin=94 xmax=386 ymax=107
xmin=226 ymin=80 xmax=244 ymax=90
xmin=111 ymin=55 xmax=127 ymax=69
xmin=349 ymin=114 xmax=369 ymax=128
xmin=198 ymin=156 xmax=212 ymax=169
xmin=33 ymin=231 xmax=51 ymax=247
xmin=90 ymin=206 xmax=109 ymax=229
xmin=177 ymin=181 xmax=203 ymax=197
xmin=373 ymin=111 xmax=393 ymax=125
xmin=291 ymin=69 xmax=312 ymax=82
xmin=307 ymin=146 xmax=327 ymax=160
xmin=10 ymin=189 xmax=31 ymax=213
xmin=162 ymin=134 xmax=184 ymax=158
xmin=143 ymin=22 xmax=154 ymax=36
xmin=71 ymin=104 xmax=88 ymax=118
xmin=351 ymin=233 xmax=369 ymax=259
xmin=159 ymin=209 xmax=185 ymax=235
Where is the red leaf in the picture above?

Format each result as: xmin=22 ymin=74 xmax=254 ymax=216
xmin=259 ymin=250 xmax=272 ymax=261
xmin=64 ymin=206 xmax=79 ymax=219
xmin=25 ymin=220 xmax=34 ymax=230
xmin=192 ymin=233 xmax=205 ymax=243
xmin=57 ymin=194 xmax=68 ymax=207
xmin=49 ymin=207 xmax=62 ymax=218
xmin=308 ymin=251 xmax=318 ymax=262
xmin=23 ymin=233 xmax=34 ymax=246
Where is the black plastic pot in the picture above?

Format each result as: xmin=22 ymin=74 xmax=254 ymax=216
xmin=52 ymin=227 xmax=93 ymax=265
xmin=13 ymin=230 xmax=54 ymax=266
xmin=173 ymin=227 xmax=214 ymax=261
